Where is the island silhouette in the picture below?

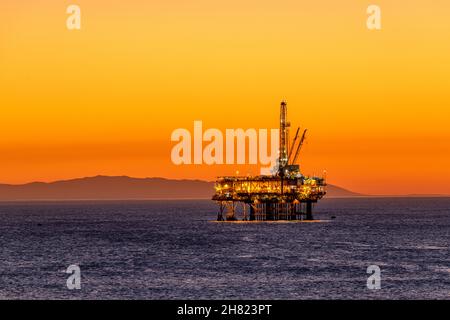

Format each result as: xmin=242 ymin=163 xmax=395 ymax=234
xmin=0 ymin=176 xmax=363 ymax=201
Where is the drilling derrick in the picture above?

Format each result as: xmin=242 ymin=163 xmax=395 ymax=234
xmin=212 ymin=101 xmax=326 ymax=221
xmin=279 ymin=100 xmax=289 ymax=173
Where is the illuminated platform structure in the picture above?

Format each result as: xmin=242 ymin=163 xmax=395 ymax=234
xmin=212 ymin=101 xmax=326 ymax=221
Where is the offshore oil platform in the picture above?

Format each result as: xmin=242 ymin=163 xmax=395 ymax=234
xmin=212 ymin=101 xmax=326 ymax=221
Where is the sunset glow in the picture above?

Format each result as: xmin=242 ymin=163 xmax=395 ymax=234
xmin=1 ymin=0 xmax=449 ymax=195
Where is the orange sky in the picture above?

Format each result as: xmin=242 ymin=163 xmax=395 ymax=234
xmin=1 ymin=0 xmax=449 ymax=195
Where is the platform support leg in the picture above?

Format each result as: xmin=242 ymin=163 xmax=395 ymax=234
xmin=249 ymin=204 xmax=256 ymax=221
xmin=266 ymin=203 xmax=274 ymax=221
xmin=305 ymin=201 xmax=313 ymax=220
xmin=217 ymin=202 xmax=225 ymax=221
xmin=225 ymin=201 xmax=237 ymax=221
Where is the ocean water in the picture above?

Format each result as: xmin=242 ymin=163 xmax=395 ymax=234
xmin=0 ymin=198 xmax=449 ymax=300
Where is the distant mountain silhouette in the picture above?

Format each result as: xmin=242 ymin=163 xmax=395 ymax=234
xmin=0 ymin=176 xmax=363 ymax=201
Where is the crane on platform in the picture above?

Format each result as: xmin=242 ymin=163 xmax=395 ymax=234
xmin=288 ymin=127 xmax=300 ymax=162
xmin=291 ymin=129 xmax=307 ymax=165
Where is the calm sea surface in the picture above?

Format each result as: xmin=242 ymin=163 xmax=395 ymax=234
xmin=0 ymin=198 xmax=449 ymax=299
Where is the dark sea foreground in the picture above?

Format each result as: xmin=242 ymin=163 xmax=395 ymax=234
xmin=0 ymin=198 xmax=449 ymax=300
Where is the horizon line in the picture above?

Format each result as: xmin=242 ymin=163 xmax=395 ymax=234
xmin=0 ymin=174 xmax=449 ymax=197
